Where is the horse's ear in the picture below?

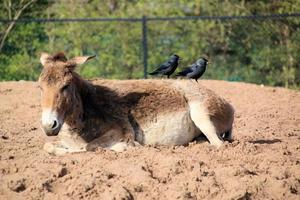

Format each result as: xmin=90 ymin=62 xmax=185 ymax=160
xmin=68 ymin=55 xmax=96 ymax=66
xmin=40 ymin=52 xmax=52 ymax=66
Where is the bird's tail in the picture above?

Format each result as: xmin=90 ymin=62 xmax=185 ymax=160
xmin=175 ymin=71 xmax=186 ymax=76
xmin=149 ymin=71 xmax=159 ymax=75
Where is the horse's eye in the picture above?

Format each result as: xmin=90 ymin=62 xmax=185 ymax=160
xmin=60 ymin=84 xmax=70 ymax=92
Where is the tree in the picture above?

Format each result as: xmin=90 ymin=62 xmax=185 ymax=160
xmin=0 ymin=0 xmax=37 ymax=52
xmin=0 ymin=0 xmax=299 ymax=89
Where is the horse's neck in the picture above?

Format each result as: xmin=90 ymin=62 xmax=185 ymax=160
xmin=64 ymin=75 xmax=107 ymax=141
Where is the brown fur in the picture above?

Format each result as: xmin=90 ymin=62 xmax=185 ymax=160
xmin=39 ymin=52 xmax=234 ymax=154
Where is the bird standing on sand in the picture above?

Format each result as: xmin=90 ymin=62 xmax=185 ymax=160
xmin=176 ymin=58 xmax=208 ymax=82
xmin=149 ymin=54 xmax=180 ymax=78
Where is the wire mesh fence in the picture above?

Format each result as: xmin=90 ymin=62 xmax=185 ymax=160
xmin=0 ymin=13 xmax=299 ymax=88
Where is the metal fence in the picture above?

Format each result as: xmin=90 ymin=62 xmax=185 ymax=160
xmin=1 ymin=13 xmax=300 ymax=87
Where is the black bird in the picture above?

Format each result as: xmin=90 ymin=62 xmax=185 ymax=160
xmin=176 ymin=58 xmax=208 ymax=82
xmin=149 ymin=54 xmax=180 ymax=78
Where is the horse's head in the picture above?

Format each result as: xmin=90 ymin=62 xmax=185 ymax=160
xmin=38 ymin=52 xmax=95 ymax=136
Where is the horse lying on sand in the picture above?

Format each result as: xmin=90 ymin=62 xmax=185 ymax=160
xmin=39 ymin=52 xmax=234 ymax=155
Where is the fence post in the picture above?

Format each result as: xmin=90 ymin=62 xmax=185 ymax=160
xmin=142 ymin=16 xmax=148 ymax=79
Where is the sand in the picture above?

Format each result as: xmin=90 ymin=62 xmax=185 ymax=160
xmin=0 ymin=80 xmax=299 ymax=200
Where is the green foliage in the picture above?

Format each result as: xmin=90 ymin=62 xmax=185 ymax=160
xmin=0 ymin=0 xmax=299 ymax=89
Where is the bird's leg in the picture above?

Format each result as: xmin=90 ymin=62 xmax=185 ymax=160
xmin=195 ymin=79 xmax=198 ymax=83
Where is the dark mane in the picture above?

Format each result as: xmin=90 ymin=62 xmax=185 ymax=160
xmin=74 ymin=74 xmax=124 ymax=122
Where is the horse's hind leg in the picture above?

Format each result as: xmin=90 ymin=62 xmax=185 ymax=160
xmin=86 ymin=126 xmax=139 ymax=152
xmin=189 ymin=101 xmax=223 ymax=148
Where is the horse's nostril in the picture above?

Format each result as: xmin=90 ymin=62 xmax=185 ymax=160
xmin=52 ymin=120 xmax=57 ymax=129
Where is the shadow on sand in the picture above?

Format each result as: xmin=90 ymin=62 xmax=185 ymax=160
xmin=248 ymin=139 xmax=282 ymax=144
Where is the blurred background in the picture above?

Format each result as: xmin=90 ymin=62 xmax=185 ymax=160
xmin=0 ymin=0 xmax=299 ymax=89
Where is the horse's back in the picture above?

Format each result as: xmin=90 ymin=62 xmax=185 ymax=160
xmin=91 ymin=79 xmax=234 ymax=144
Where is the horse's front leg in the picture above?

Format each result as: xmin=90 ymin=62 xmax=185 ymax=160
xmin=44 ymin=129 xmax=88 ymax=155
xmin=43 ymin=140 xmax=87 ymax=155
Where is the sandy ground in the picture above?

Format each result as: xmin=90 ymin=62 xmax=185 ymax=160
xmin=0 ymin=80 xmax=299 ymax=200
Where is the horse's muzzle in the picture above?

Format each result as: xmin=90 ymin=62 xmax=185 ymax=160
xmin=42 ymin=125 xmax=61 ymax=136
xmin=41 ymin=110 xmax=62 ymax=136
